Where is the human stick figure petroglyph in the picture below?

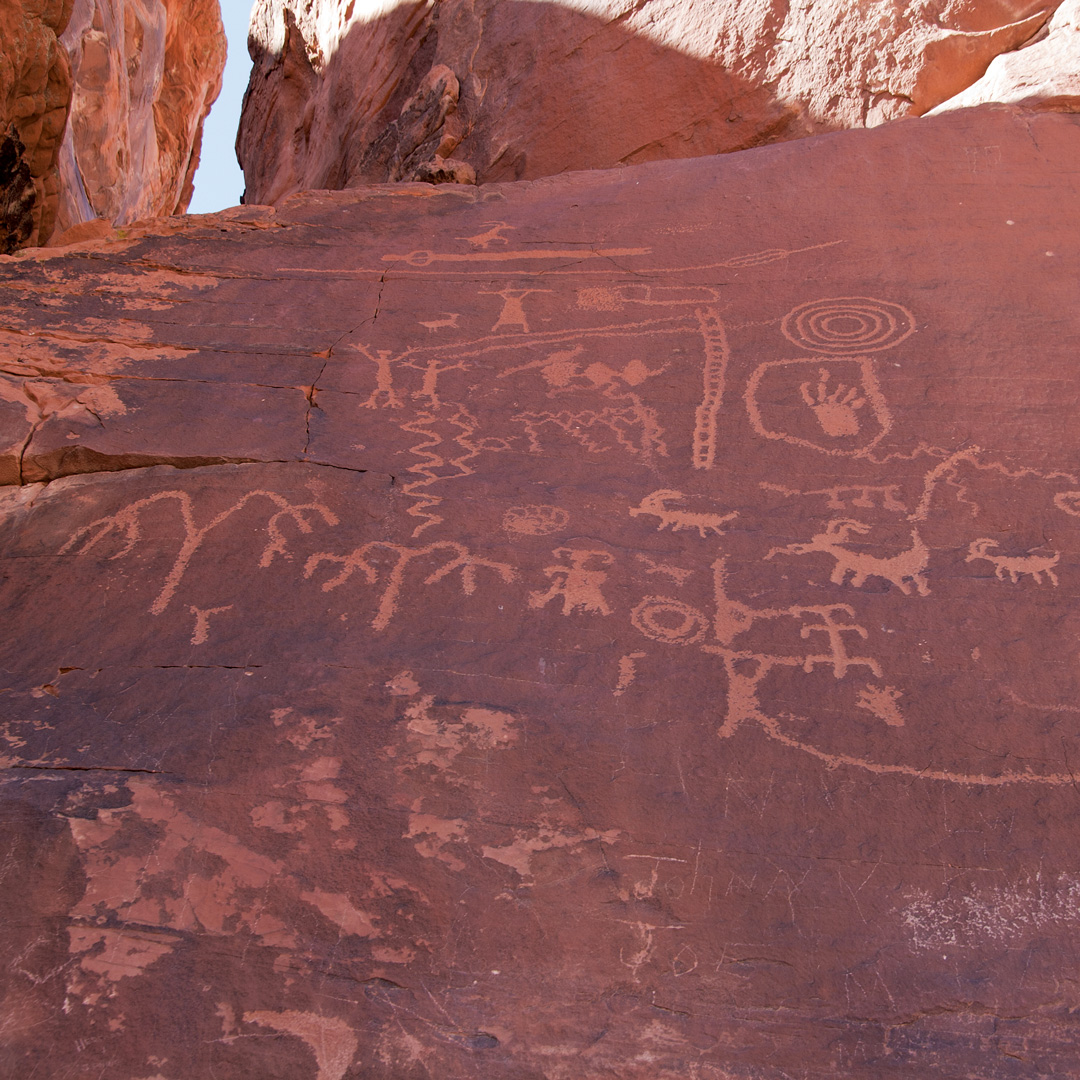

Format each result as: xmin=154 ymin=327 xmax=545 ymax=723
xmin=304 ymin=541 xmax=516 ymax=631
xmin=484 ymin=288 xmax=552 ymax=333
xmin=631 ymin=556 xmax=1074 ymax=785
xmin=348 ymin=344 xmax=409 ymax=409
xmin=628 ymin=490 xmax=738 ymax=539
xmin=529 ymin=549 xmax=614 ymax=616
xmin=60 ymin=490 xmax=339 ymax=615
xmin=966 ymin=539 xmax=1060 ymax=586
xmin=766 ymin=519 xmax=930 ymax=596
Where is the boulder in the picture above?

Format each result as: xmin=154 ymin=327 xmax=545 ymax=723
xmin=1 ymin=105 xmax=1080 ymax=1077
xmin=238 ymin=0 xmax=1059 ymax=204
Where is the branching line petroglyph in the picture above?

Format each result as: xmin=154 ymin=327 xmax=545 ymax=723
xmin=59 ymin=491 xmax=339 ymax=614
xmin=305 ymin=541 xmax=516 ymax=631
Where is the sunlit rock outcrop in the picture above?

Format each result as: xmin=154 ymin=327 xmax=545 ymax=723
xmin=237 ymin=0 xmax=1060 ymax=203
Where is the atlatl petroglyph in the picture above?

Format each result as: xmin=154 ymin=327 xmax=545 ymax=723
xmin=305 ymin=540 xmax=516 ymax=631
xmin=529 ymin=548 xmax=614 ymax=616
xmin=767 ymin=519 xmax=930 ymax=596
xmin=60 ymin=490 xmax=338 ymax=615
xmin=966 ymin=539 xmax=1060 ymax=585
xmin=629 ymin=489 xmax=737 ymax=539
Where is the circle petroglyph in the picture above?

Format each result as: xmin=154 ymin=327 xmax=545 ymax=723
xmin=631 ymin=597 xmax=709 ymax=645
xmin=502 ymin=505 xmax=570 ymax=536
xmin=782 ymin=297 xmax=914 ymax=354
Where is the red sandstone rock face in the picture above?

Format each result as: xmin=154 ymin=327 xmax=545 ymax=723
xmin=238 ymin=0 xmax=1062 ymax=204
xmin=0 ymin=0 xmax=225 ymax=250
xmin=0 ymin=0 xmax=74 ymax=248
xmin=933 ymin=0 xmax=1080 ymax=113
xmin=3 ymin=106 xmax=1080 ymax=1077
xmin=54 ymin=0 xmax=226 ymax=232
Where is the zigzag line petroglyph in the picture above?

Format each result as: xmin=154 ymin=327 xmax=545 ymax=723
xmin=398 ymin=406 xmax=495 ymax=537
xmin=304 ymin=541 xmax=516 ymax=631
xmin=60 ymin=491 xmax=339 ymax=615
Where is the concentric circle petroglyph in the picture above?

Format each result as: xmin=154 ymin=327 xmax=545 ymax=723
xmin=631 ymin=597 xmax=709 ymax=645
xmin=781 ymin=297 xmax=914 ymax=353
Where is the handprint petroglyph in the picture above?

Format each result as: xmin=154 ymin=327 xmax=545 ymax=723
xmin=801 ymin=369 xmax=866 ymax=436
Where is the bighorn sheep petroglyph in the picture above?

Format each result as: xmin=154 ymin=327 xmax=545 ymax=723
xmin=766 ymin=519 xmax=930 ymax=596
xmin=966 ymin=538 xmax=1060 ymax=586
xmin=629 ymin=489 xmax=738 ymax=538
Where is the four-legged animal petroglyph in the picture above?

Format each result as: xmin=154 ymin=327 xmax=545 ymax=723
xmin=629 ymin=490 xmax=737 ymax=539
xmin=766 ymin=520 xmax=930 ymax=596
xmin=966 ymin=539 xmax=1060 ymax=586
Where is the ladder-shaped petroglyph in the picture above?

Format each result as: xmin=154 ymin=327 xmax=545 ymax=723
xmin=766 ymin=519 xmax=930 ymax=596
xmin=305 ymin=540 xmax=516 ymax=631
xmin=59 ymin=490 xmax=339 ymax=615
xmin=628 ymin=489 xmax=737 ymax=539
xmin=691 ymin=308 xmax=729 ymax=470
xmin=966 ymin=539 xmax=1060 ymax=586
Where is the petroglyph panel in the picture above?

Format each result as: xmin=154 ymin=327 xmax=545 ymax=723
xmin=2 ymin=109 xmax=1080 ymax=1079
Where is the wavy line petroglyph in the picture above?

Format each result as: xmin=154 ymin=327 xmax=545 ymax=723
xmin=59 ymin=490 xmax=338 ymax=615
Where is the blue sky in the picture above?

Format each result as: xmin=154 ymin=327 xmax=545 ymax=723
xmin=187 ymin=0 xmax=252 ymax=213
